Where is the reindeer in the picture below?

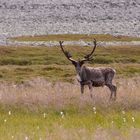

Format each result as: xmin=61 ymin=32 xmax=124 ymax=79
xmin=59 ymin=39 xmax=117 ymax=100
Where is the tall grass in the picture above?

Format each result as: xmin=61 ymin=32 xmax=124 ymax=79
xmin=0 ymin=77 xmax=140 ymax=139
xmin=0 ymin=76 xmax=140 ymax=111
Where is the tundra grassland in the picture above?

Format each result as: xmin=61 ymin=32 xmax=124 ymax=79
xmin=10 ymin=34 xmax=140 ymax=42
xmin=0 ymin=34 xmax=140 ymax=140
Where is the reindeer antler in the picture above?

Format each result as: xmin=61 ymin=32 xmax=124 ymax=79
xmin=59 ymin=39 xmax=97 ymax=63
xmin=81 ymin=38 xmax=97 ymax=62
xmin=59 ymin=41 xmax=76 ymax=63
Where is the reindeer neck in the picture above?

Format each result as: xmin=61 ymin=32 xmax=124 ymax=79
xmin=76 ymin=65 xmax=87 ymax=82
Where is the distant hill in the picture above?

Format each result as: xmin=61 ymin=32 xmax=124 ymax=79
xmin=0 ymin=0 xmax=139 ymax=41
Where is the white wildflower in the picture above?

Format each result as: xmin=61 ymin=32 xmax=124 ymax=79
xmin=60 ymin=111 xmax=64 ymax=115
xmin=93 ymin=107 xmax=96 ymax=111
xmin=93 ymin=107 xmax=96 ymax=114
xmin=43 ymin=113 xmax=46 ymax=118
xmin=4 ymin=119 xmax=7 ymax=122
xmin=8 ymin=111 xmax=11 ymax=115
xmin=132 ymin=117 xmax=135 ymax=122
xmin=123 ymin=118 xmax=126 ymax=123
xmin=11 ymin=136 xmax=14 ymax=139
xmin=60 ymin=111 xmax=64 ymax=118
xmin=122 ymin=111 xmax=125 ymax=115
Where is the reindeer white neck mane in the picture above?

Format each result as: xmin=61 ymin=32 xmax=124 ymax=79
xmin=76 ymin=74 xmax=82 ymax=82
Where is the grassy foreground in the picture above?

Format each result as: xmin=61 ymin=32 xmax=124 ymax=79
xmin=0 ymin=76 xmax=140 ymax=140
xmin=0 ymin=107 xmax=140 ymax=140
xmin=0 ymin=34 xmax=140 ymax=139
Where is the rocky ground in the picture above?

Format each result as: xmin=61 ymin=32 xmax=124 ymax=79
xmin=0 ymin=0 xmax=140 ymax=46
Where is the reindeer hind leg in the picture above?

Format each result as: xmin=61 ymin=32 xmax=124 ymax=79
xmin=113 ymin=85 xmax=117 ymax=100
xmin=80 ymin=84 xmax=84 ymax=94
xmin=106 ymin=84 xmax=116 ymax=101
xmin=88 ymin=82 xmax=93 ymax=98
xmin=105 ymin=72 xmax=117 ymax=101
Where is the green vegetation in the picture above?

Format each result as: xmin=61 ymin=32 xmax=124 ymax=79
xmin=0 ymin=45 xmax=139 ymax=82
xmin=0 ymin=34 xmax=140 ymax=139
xmin=10 ymin=34 xmax=140 ymax=42
xmin=0 ymin=106 xmax=140 ymax=140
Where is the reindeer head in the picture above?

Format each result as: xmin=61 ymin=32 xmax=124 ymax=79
xmin=59 ymin=39 xmax=97 ymax=74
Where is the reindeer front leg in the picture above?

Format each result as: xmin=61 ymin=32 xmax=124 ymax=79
xmin=80 ymin=83 xmax=84 ymax=94
xmin=88 ymin=82 xmax=93 ymax=98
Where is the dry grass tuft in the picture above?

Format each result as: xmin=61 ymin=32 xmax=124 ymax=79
xmin=0 ymin=76 xmax=140 ymax=111
xmin=45 ymin=125 xmax=140 ymax=140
